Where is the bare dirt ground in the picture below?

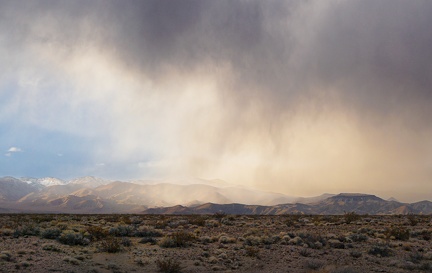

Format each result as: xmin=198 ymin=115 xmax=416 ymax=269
xmin=0 ymin=214 xmax=431 ymax=273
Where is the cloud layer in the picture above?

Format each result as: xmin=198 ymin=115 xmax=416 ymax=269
xmin=1 ymin=0 xmax=431 ymax=201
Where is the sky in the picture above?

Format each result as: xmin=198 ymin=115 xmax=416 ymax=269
xmin=1 ymin=0 xmax=432 ymax=201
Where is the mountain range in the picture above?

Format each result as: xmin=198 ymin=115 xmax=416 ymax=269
xmin=0 ymin=176 xmax=431 ymax=214
xmin=143 ymin=194 xmax=432 ymax=215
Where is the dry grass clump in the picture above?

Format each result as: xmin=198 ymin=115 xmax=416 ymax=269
xmin=58 ymin=230 xmax=89 ymax=246
xmin=344 ymin=211 xmax=361 ymax=224
xmin=86 ymin=225 xmax=109 ymax=240
xmin=385 ymin=226 xmax=410 ymax=241
xmin=155 ymin=258 xmax=183 ymax=273
xmin=244 ymin=246 xmax=260 ymax=258
xmin=99 ymin=237 xmax=122 ymax=253
xmin=305 ymin=258 xmax=326 ymax=270
xmin=42 ymin=243 xmax=61 ymax=252
xmin=159 ymin=231 xmax=195 ymax=248
xmin=63 ymin=256 xmax=80 ymax=265
xmin=40 ymin=228 xmax=62 ymax=239
xmin=0 ymin=251 xmax=13 ymax=261
xmin=188 ymin=215 xmax=207 ymax=226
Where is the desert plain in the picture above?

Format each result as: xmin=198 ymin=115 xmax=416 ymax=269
xmin=0 ymin=213 xmax=432 ymax=273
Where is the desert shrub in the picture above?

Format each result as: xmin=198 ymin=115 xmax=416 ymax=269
xmin=30 ymin=214 xmax=54 ymax=223
xmin=218 ymin=235 xmax=236 ymax=244
xmin=407 ymin=214 xmax=418 ymax=226
xmin=14 ymin=225 xmax=40 ymax=237
xmin=58 ymin=231 xmax=89 ymax=246
xmin=411 ymin=230 xmax=431 ymax=241
xmin=159 ymin=236 xmax=176 ymax=248
xmin=0 ymin=228 xmax=14 ymax=236
xmin=155 ymin=258 xmax=183 ymax=273
xmin=419 ymin=262 xmax=432 ymax=271
xmin=330 ymin=267 xmax=360 ymax=273
xmin=261 ymin=235 xmax=278 ymax=245
xmin=205 ymin=219 xmax=219 ymax=227
xmin=245 ymin=246 xmax=260 ymax=258
xmin=100 ymin=237 xmax=122 ymax=253
xmin=344 ymin=212 xmax=361 ymax=224
xmin=0 ymin=251 xmax=13 ymax=261
xmin=63 ymin=256 xmax=79 ymax=265
xmin=120 ymin=216 xmax=132 ymax=225
xmin=349 ymin=233 xmax=368 ymax=242
xmin=129 ymin=216 xmax=143 ymax=225
xmin=244 ymin=235 xmax=261 ymax=246
xmin=385 ymin=226 xmax=410 ymax=241
xmin=409 ymin=251 xmax=424 ymax=264
xmin=42 ymin=243 xmax=61 ymax=252
xmin=213 ymin=211 xmax=226 ymax=222
xmin=139 ymin=237 xmax=157 ymax=245
xmin=188 ymin=215 xmax=206 ymax=227
xmin=109 ymin=225 xmax=134 ymax=237
xmin=244 ymin=228 xmax=262 ymax=237
xmin=299 ymin=248 xmax=312 ymax=257
xmin=56 ymin=222 xmax=69 ymax=230
xmin=368 ymin=244 xmax=393 ymax=257
xmin=350 ymin=251 xmax=362 ymax=258
xmin=134 ymin=226 xmax=163 ymax=237
xmin=86 ymin=226 xmax=109 ymax=241
xmin=41 ymin=228 xmax=62 ymax=239
xmin=159 ymin=231 xmax=195 ymax=248
xmin=305 ymin=259 xmax=326 ymax=270
xmin=121 ymin=237 xmax=132 ymax=247
xmin=300 ymin=233 xmax=326 ymax=249
xmin=221 ymin=217 xmax=235 ymax=226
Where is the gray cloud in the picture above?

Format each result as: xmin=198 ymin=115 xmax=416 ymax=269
xmin=1 ymin=0 xmax=432 ymax=200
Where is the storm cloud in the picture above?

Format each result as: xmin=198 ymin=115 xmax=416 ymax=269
xmin=1 ymin=0 xmax=431 ymax=201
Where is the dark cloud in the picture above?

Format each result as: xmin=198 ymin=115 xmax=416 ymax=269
xmin=90 ymin=0 xmax=432 ymax=125
xmin=3 ymin=0 xmax=432 ymax=112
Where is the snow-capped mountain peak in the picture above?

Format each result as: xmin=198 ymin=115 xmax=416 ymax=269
xmin=20 ymin=177 xmax=66 ymax=187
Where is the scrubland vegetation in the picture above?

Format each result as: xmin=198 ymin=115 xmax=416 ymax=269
xmin=0 ymin=213 xmax=432 ymax=272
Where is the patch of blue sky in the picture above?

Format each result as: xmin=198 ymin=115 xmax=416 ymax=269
xmin=0 ymin=121 xmax=95 ymax=179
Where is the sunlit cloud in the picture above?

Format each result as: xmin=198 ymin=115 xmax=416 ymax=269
xmin=7 ymin=147 xmax=22 ymax=153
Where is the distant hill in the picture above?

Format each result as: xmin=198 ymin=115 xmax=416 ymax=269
xmin=143 ymin=193 xmax=432 ymax=215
